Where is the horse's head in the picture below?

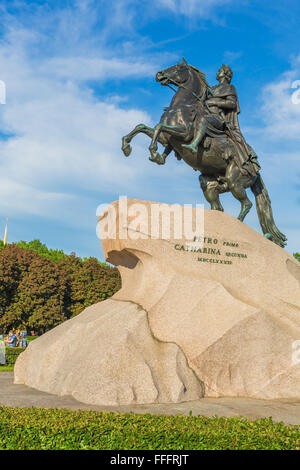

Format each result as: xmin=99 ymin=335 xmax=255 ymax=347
xmin=156 ymin=58 xmax=210 ymax=101
xmin=156 ymin=58 xmax=190 ymax=87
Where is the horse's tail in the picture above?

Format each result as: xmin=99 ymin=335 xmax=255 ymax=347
xmin=250 ymin=174 xmax=287 ymax=248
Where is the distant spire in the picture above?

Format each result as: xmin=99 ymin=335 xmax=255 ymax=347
xmin=3 ymin=218 xmax=8 ymax=246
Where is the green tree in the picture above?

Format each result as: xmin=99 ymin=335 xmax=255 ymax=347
xmin=58 ymin=255 xmax=121 ymax=318
xmin=294 ymin=253 xmax=300 ymax=262
xmin=0 ymin=245 xmax=38 ymax=330
xmin=0 ymin=243 xmax=121 ymax=333
xmin=15 ymin=239 xmax=66 ymax=262
xmin=13 ymin=239 xmax=111 ymax=267
xmin=8 ymin=256 xmax=67 ymax=333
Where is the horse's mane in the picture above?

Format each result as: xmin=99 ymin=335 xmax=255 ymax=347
xmin=188 ymin=64 xmax=211 ymax=91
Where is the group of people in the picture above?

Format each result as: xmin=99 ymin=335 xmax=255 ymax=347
xmin=2 ymin=329 xmax=28 ymax=348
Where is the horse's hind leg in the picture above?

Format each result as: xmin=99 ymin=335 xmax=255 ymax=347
xmin=122 ymin=124 xmax=154 ymax=157
xmin=199 ymin=175 xmax=225 ymax=212
xmin=225 ymin=162 xmax=253 ymax=221
xmin=149 ymin=123 xmax=187 ymax=162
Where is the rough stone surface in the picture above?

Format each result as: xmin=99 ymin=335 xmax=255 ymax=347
xmin=100 ymin=199 xmax=300 ymax=399
xmin=3 ymin=373 xmax=300 ymax=425
xmin=15 ymin=199 xmax=300 ymax=403
xmin=14 ymin=299 xmax=203 ymax=405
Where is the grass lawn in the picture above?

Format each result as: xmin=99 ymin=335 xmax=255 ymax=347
xmin=0 ymin=407 xmax=300 ymax=450
xmin=0 ymin=365 xmax=14 ymax=372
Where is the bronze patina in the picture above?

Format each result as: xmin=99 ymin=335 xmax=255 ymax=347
xmin=122 ymin=58 xmax=287 ymax=248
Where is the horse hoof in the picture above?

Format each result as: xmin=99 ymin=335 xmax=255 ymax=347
xmin=149 ymin=152 xmax=164 ymax=165
xmin=122 ymin=143 xmax=132 ymax=157
xmin=238 ymin=212 xmax=247 ymax=222
xmin=157 ymin=155 xmax=166 ymax=165
xmin=264 ymin=233 xmax=273 ymax=240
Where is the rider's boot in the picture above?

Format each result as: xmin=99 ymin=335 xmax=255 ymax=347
xmin=182 ymin=123 xmax=206 ymax=153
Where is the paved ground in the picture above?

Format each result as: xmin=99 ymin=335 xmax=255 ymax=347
xmin=1 ymin=372 xmax=300 ymax=425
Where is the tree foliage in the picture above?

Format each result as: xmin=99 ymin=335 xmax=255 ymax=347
xmin=0 ymin=243 xmax=121 ymax=333
xmin=4 ymin=239 xmax=110 ymax=267
xmin=14 ymin=239 xmax=66 ymax=262
xmin=294 ymin=253 xmax=300 ymax=262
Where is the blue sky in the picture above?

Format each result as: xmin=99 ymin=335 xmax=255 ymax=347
xmin=0 ymin=0 xmax=299 ymax=259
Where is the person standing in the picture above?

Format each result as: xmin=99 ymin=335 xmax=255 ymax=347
xmin=22 ymin=330 xmax=28 ymax=348
xmin=6 ymin=331 xmax=17 ymax=347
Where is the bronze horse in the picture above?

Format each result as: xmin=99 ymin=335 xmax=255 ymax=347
xmin=121 ymin=59 xmax=287 ymax=248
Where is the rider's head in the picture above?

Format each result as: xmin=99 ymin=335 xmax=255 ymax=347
xmin=217 ymin=64 xmax=233 ymax=83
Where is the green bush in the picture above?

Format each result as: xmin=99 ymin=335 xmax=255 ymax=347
xmin=0 ymin=407 xmax=299 ymax=450
xmin=0 ymin=365 xmax=14 ymax=371
xmin=3 ymin=347 xmax=25 ymax=365
xmin=27 ymin=336 xmax=38 ymax=343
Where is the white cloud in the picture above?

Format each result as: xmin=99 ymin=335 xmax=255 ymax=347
xmin=40 ymin=57 xmax=157 ymax=82
xmin=252 ymin=59 xmax=300 ymax=142
xmin=244 ymin=60 xmax=300 ymax=189
xmin=0 ymin=4 xmax=167 ymax=222
xmin=242 ymin=60 xmax=300 ymax=255
xmin=157 ymin=0 xmax=235 ymax=18
xmin=0 ymin=178 xmax=75 ymax=217
xmin=223 ymin=50 xmax=243 ymax=63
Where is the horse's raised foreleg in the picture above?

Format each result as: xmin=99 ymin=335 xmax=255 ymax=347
xmin=149 ymin=123 xmax=187 ymax=163
xmin=122 ymin=124 xmax=155 ymax=157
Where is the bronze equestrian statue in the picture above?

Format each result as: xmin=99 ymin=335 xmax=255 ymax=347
xmin=121 ymin=58 xmax=287 ymax=248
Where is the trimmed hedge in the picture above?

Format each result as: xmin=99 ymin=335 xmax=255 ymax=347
xmin=0 ymin=407 xmax=300 ymax=450
xmin=27 ymin=336 xmax=38 ymax=342
xmin=3 ymin=347 xmax=25 ymax=365
xmin=0 ymin=365 xmax=14 ymax=371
